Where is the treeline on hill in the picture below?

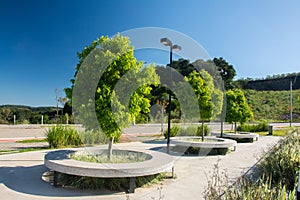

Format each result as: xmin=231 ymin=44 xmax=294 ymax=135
xmin=0 ymin=104 xmax=73 ymax=124
xmin=236 ymin=72 xmax=300 ymax=91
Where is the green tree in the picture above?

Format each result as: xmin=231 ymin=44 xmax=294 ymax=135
xmin=213 ymin=57 xmax=236 ymax=90
xmin=185 ymin=71 xmax=213 ymax=141
xmin=199 ymin=69 xmax=223 ymax=119
xmin=66 ymin=35 xmax=159 ymax=159
xmin=169 ymin=58 xmax=195 ymax=77
xmin=225 ymin=89 xmax=253 ymax=133
xmin=1 ymin=107 xmax=12 ymax=123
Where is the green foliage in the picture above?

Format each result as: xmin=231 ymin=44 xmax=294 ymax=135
xmin=45 ymin=125 xmax=82 ymax=148
xmin=196 ymin=124 xmax=211 ymax=136
xmin=78 ymin=129 xmax=109 ymax=145
xmin=244 ymin=89 xmax=300 ymax=121
xmin=57 ymin=172 xmax=166 ymax=191
xmin=199 ymin=69 xmax=223 ymax=119
xmin=163 ymin=125 xmax=180 ymax=138
xmin=0 ymin=105 xmax=60 ymax=124
xmin=70 ymin=150 xmax=149 ymax=164
xmin=213 ymin=57 xmax=236 ymax=90
xmin=238 ymin=73 xmax=300 ymax=91
xmin=67 ymin=34 xmax=159 ymax=143
xmin=237 ymin=122 xmax=269 ymax=132
xmin=204 ymin=129 xmax=300 ymax=199
xmin=185 ymin=71 xmax=213 ymax=121
xmin=163 ymin=124 xmax=210 ymax=138
xmin=258 ymin=129 xmax=300 ymax=191
xmin=225 ymin=89 xmax=253 ymax=132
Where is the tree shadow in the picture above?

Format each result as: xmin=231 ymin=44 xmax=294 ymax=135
xmin=0 ymin=164 xmax=124 ymax=197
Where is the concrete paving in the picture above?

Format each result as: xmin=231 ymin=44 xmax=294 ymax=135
xmin=0 ymin=136 xmax=281 ymax=200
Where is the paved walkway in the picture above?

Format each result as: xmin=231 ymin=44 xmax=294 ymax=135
xmin=0 ymin=136 xmax=281 ymax=200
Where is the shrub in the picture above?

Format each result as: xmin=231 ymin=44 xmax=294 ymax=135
xmin=164 ymin=124 xmax=211 ymax=138
xmin=204 ymin=129 xmax=300 ymax=199
xmin=196 ymin=124 xmax=210 ymax=136
xmin=258 ymin=129 xmax=300 ymax=191
xmin=57 ymin=172 xmax=166 ymax=191
xmin=45 ymin=125 xmax=83 ymax=148
xmin=178 ymin=125 xmax=197 ymax=136
xmin=78 ymin=129 xmax=108 ymax=145
xmin=237 ymin=122 xmax=269 ymax=132
xmin=163 ymin=125 xmax=180 ymax=139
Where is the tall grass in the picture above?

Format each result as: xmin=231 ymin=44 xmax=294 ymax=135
xmin=45 ymin=126 xmax=109 ymax=148
xmin=237 ymin=122 xmax=269 ymax=132
xmin=163 ymin=124 xmax=210 ymax=139
xmin=45 ymin=125 xmax=82 ymax=148
xmin=204 ymin=128 xmax=300 ymax=199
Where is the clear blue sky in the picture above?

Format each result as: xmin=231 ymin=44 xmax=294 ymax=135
xmin=1 ymin=0 xmax=300 ymax=106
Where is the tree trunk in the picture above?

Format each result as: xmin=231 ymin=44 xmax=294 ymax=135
xmin=108 ymin=137 xmax=114 ymax=160
xmin=234 ymin=122 xmax=237 ymax=134
xmin=202 ymin=120 xmax=205 ymax=142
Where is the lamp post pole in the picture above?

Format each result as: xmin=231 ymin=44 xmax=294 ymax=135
xmin=160 ymin=38 xmax=181 ymax=153
xmin=290 ymin=80 xmax=293 ymax=127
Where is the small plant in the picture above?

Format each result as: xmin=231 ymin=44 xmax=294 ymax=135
xmin=45 ymin=125 xmax=82 ymax=148
xmin=78 ymin=129 xmax=108 ymax=145
xmin=164 ymin=124 xmax=210 ymax=138
xmin=163 ymin=125 xmax=180 ymax=139
xmin=203 ymin=159 xmax=229 ymax=199
xmin=196 ymin=124 xmax=210 ymax=136
xmin=70 ymin=150 xmax=150 ymax=164
xmin=237 ymin=122 xmax=269 ymax=132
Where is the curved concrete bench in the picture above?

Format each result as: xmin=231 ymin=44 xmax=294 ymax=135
xmin=170 ymin=136 xmax=237 ymax=151
xmin=44 ymin=147 xmax=174 ymax=193
xmin=221 ymin=132 xmax=259 ymax=142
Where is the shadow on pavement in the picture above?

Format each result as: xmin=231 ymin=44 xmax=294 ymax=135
xmin=0 ymin=164 xmax=123 ymax=197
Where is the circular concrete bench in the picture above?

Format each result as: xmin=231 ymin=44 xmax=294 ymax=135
xmin=170 ymin=136 xmax=237 ymax=152
xmin=44 ymin=147 xmax=174 ymax=193
xmin=221 ymin=132 xmax=259 ymax=142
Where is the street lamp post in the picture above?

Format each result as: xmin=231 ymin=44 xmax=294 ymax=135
xmin=160 ymin=37 xmax=181 ymax=153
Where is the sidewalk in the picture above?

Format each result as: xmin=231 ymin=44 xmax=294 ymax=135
xmin=0 ymin=136 xmax=281 ymax=200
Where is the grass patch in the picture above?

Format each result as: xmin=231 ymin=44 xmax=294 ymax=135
xmin=0 ymin=147 xmax=49 ymax=155
xmin=17 ymin=139 xmax=47 ymax=143
xmin=258 ymin=127 xmax=293 ymax=136
xmin=70 ymin=150 xmax=150 ymax=164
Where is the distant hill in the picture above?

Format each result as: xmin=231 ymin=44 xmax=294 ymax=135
xmin=0 ymin=105 xmax=59 ymax=124
xmin=244 ymin=89 xmax=300 ymax=122
xmin=0 ymin=105 xmax=57 ymax=113
xmin=237 ymin=73 xmax=300 ymax=91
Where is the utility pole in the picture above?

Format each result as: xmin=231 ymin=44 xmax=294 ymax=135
xmin=290 ymin=80 xmax=292 ymax=127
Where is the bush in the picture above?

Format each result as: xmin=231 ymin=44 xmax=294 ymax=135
xmin=204 ymin=129 xmax=300 ymax=199
xmin=163 ymin=124 xmax=211 ymax=138
xmin=258 ymin=129 xmax=300 ymax=191
xmin=78 ymin=129 xmax=108 ymax=145
xmin=237 ymin=122 xmax=269 ymax=132
xmin=57 ymin=172 xmax=166 ymax=191
xmin=45 ymin=125 xmax=83 ymax=148
xmin=196 ymin=124 xmax=210 ymax=136
xmin=163 ymin=125 xmax=180 ymax=139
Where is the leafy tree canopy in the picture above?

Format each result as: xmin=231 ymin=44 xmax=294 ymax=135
xmin=213 ymin=57 xmax=236 ymax=90
xmin=225 ymin=89 xmax=253 ymax=132
xmin=66 ymin=34 xmax=159 ymax=142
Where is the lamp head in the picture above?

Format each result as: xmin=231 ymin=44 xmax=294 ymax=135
xmin=172 ymin=45 xmax=182 ymax=51
xmin=160 ymin=37 xmax=172 ymax=47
